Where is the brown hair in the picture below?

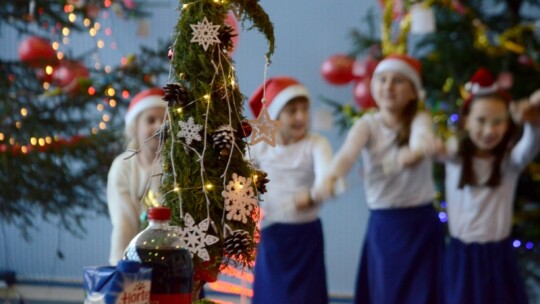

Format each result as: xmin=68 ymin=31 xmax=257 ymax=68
xmin=457 ymin=92 xmax=517 ymax=188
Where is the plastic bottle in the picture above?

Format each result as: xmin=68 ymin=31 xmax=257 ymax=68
xmin=124 ymin=206 xmax=193 ymax=304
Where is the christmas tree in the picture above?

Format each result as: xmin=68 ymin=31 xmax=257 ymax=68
xmin=160 ymin=0 xmax=274 ymax=300
xmin=320 ymin=0 xmax=540 ymax=299
xmin=0 ymin=0 xmax=169 ymax=239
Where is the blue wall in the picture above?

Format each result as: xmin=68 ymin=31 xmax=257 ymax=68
xmin=0 ymin=0 xmax=376 ymax=297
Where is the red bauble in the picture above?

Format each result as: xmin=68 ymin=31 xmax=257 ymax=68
xmin=224 ymin=12 xmax=240 ymax=56
xmin=353 ymin=78 xmax=377 ymax=110
xmin=238 ymin=120 xmax=252 ymax=138
xmin=52 ymin=60 xmax=90 ymax=95
xmin=18 ymin=36 xmax=58 ymax=67
xmin=352 ymin=56 xmax=379 ymax=80
xmin=321 ymin=54 xmax=355 ymax=85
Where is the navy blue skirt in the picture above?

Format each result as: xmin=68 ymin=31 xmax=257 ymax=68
xmin=444 ymin=237 xmax=528 ymax=304
xmin=355 ymin=203 xmax=444 ymax=304
xmin=252 ymin=219 xmax=328 ymax=304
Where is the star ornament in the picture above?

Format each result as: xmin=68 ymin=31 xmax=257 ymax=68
xmin=248 ymin=107 xmax=280 ymax=147
xmin=190 ymin=17 xmax=221 ymax=51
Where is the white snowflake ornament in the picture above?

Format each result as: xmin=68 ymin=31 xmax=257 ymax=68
xmin=222 ymin=173 xmax=258 ymax=224
xmin=177 ymin=116 xmax=203 ymax=145
xmin=190 ymin=17 xmax=221 ymax=51
xmin=175 ymin=213 xmax=219 ymax=261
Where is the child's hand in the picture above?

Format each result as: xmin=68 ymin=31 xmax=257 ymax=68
xmin=294 ymin=190 xmax=315 ymax=210
xmin=510 ymin=98 xmax=540 ymax=125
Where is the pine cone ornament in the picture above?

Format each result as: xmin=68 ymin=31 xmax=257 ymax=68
xmin=218 ymin=24 xmax=237 ymax=54
xmin=212 ymin=125 xmax=235 ymax=158
xmin=224 ymin=230 xmax=252 ymax=259
xmin=163 ymin=82 xmax=188 ymax=108
xmin=254 ymin=169 xmax=269 ymax=194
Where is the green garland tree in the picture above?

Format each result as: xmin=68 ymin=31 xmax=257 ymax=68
xmin=160 ymin=0 xmax=274 ymax=300
xmin=0 ymin=0 xmax=169 ymax=239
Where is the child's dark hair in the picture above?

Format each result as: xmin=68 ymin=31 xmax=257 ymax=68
xmin=396 ymin=97 xmax=419 ymax=146
xmin=457 ymin=92 xmax=517 ymax=188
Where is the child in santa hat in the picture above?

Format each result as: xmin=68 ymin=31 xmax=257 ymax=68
xmin=437 ymin=68 xmax=540 ymax=304
xmin=307 ymin=54 xmax=444 ymax=304
xmin=248 ymin=76 xmax=340 ymax=304
xmin=107 ymin=87 xmax=166 ymax=265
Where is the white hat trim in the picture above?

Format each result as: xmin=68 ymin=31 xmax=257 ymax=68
xmin=267 ymin=84 xmax=309 ymax=119
xmin=372 ymin=58 xmax=425 ymax=99
xmin=465 ymin=82 xmax=498 ymax=96
xmin=124 ymin=95 xmax=167 ymax=126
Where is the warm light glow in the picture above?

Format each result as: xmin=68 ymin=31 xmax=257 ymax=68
xmin=88 ymin=87 xmax=96 ymax=95
xmin=62 ymin=27 xmax=70 ymax=36
xmin=84 ymin=19 xmax=91 ymax=27
xmin=102 ymin=114 xmax=110 ymax=122
xmin=94 ymin=22 xmax=101 ymax=30
xmin=0 ymin=133 xmax=4 ymax=141
xmin=177 ymin=108 xmax=183 ymax=114
xmin=109 ymin=99 xmax=117 ymax=107
xmin=104 ymin=65 xmax=112 ymax=73
xmin=97 ymin=40 xmax=105 ymax=48
xmin=9 ymin=138 xmax=15 ymax=145
xmin=20 ymin=108 xmax=28 ymax=117
xmin=97 ymin=104 xmax=104 ymax=111
xmin=45 ymin=137 xmax=52 ymax=144
xmin=99 ymin=122 xmax=106 ymax=130
xmin=68 ymin=13 xmax=76 ymax=23
xmin=104 ymin=0 xmax=111 ymax=7
xmin=30 ymin=137 xmax=37 ymax=145
xmin=206 ymin=184 xmax=213 ymax=190
xmin=182 ymin=4 xmax=189 ymax=9
xmin=122 ymin=90 xmax=130 ymax=99
xmin=89 ymin=28 xmax=97 ymax=37
xmin=57 ymin=52 xmax=64 ymax=60
xmin=21 ymin=146 xmax=28 ymax=154
xmin=174 ymin=187 xmax=181 ymax=192
xmin=45 ymin=65 xmax=54 ymax=75
xmin=106 ymin=87 xmax=115 ymax=96
xmin=38 ymin=138 xmax=45 ymax=146
xmin=52 ymin=42 xmax=60 ymax=50
xmin=204 ymin=94 xmax=211 ymax=102
xmin=43 ymin=83 xmax=50 ymax=90
xmin=208 ymin=281 xmax=253 ymax=298
xmin=15 ymin=122 xmax=21 ymax=129
xmin=91 ymin=128 xmax=98 ymax=134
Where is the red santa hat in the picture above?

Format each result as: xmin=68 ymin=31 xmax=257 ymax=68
xmin=248 ymin=76 xmax=309 ymax=119
xmin=463 ymin=67 xmax=510 ymax=108
xmin=125 ymin=88 xmax=166 ymax=127
xmin=372 ymin=54 xmax=424 ymax=99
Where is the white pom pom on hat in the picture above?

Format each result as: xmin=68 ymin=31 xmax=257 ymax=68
xmin=372 ymin=54 xmax=425 ymax=100
xmin=125 ymin=87 xmax=167 ymax=127
xmin=248 ymin=76 xmax=309 ymax=119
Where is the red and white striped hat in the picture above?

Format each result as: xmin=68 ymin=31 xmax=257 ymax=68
xmin=248 ymin=76 xmax=309 ymax=119
xmin=125 ymin=88 xmax=166 ymax=127
xmin=372 ymin=54 xmax=424 ymax=99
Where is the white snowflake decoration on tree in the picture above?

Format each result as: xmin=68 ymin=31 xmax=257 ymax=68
xmin=190 ymin=17 xmax=221 ymax=51
xmin=172 ymin=213 xmax=219 ymax=261
xmin=222 ymin=173 xmax=258 ymax=224
xmin=177 ymin=116 xmax=202 ymax=145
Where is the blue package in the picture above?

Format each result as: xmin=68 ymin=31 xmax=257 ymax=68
xmin=83 ymin=260 xmax=152 ymax=304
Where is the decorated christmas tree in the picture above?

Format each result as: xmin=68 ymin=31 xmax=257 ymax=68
xmin=320 ymin=0 xmax=540 ymax=299
xmin=159 ymin=0 xmax=274 ymax=300
xmin=0 ymin=0 xmax=169 ymax=239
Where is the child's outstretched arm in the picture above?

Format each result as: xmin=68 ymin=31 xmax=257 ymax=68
xmin=384 ymin=111 xmax=439 ymax=173
xmin=312 ymin=117 xmax=369 ymax=203
xmin=508 ymin=88 xmax=540 ymax=169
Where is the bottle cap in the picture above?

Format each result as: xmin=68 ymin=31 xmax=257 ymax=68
xmin=147 ymin=206 xmax=171 ymax=220
xmin=117 ymin=260 xmax=141 ymax=273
